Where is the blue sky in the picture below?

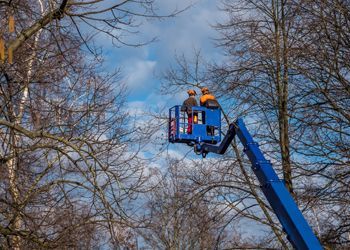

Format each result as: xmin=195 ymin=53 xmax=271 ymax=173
xmin=86 ymin=0 xmax=229 ymax=159
xmin=90 ymin=2 xmax=284 ymax=240
xmin=96 ymin=0 xmax=226 ymax=110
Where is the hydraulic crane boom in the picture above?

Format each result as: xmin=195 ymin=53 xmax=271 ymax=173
xmin=200 ymin=118 xmax=322 ymax=250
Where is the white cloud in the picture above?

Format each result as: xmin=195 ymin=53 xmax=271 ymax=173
xmin=93 ymin=0 xmax=230 ymax=160
xmin=126 ymin=101 xmax=146 ymax=116
xmin=124 ymin=59 xmax=157 ymax=89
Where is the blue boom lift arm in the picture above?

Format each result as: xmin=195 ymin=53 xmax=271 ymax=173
xmin=198 ymin=118 xmax=323 ymax=250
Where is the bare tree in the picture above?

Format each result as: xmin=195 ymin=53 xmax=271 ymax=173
xmin=290 ymin=0 xmax=350 ymax=247
xmin=140 ymin=158 xmax=236 ymax=250
xmin=162 ymin=52 xmax=290 ymax=248
xmin=160 ymin=0 xmax=349 ymax=248
xmin=0 ymin=0 xmax=181 ymax=248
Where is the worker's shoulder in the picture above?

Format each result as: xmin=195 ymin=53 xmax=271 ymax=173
xmin=201 ymin=94 xmax=216 ymax=100
xmin=184 ymin=96 xmax=197 ymax=105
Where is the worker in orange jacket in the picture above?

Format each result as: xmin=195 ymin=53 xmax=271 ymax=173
xmin=200 ymin=87 xmax=219 ymax=135
xmin=200 ymin=87 xmax=218 ymax=107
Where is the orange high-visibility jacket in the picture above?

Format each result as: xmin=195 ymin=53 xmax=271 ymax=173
xmin=200 ymin=94 xmax=216 ymax=106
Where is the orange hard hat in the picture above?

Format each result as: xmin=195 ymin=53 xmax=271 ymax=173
xmin=201 ymin=87 xmax=209 ymax=94
xmin=187 ymin=89 xmax=197 ymax=96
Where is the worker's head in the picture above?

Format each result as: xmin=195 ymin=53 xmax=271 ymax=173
xmin=187 ymin=89 xmax=197 ymax=96
xmin=201 ymin=87 xmax=209 ymax=95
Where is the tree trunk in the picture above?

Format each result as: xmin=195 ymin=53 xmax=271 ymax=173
xmin=274 ymin=0 xmax=293 ymax=196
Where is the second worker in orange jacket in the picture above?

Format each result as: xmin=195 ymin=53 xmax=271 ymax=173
xmin=200 ymin=87 xmax=216 ymax=106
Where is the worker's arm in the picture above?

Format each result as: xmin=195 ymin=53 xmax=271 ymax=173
xmin=200 ymin=96 xmax=206 ymax=106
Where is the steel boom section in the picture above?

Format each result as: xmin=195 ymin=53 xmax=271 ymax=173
xmin=202 ymin=118 xmax=322 ymax=250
